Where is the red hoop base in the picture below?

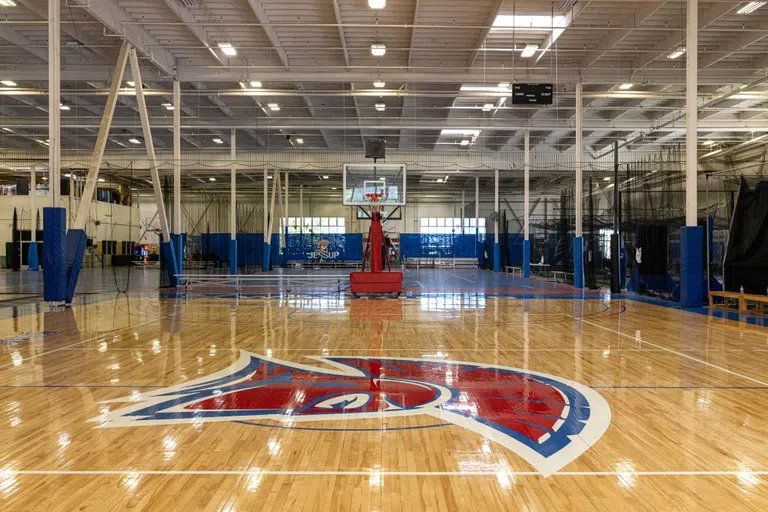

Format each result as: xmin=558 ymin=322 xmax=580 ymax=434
xmin=350 ymin=271 xmax=403 ymax=295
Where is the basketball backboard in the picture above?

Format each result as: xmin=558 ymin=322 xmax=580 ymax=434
xmin=343 ymin=163 xmax=406 ymax=206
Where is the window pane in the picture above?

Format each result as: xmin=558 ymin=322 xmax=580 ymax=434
xmin=338 ymin=217 xmax=345 ymax=226
xmin=429 ymin=218 xmax=437 ymax=227
xmin=329 ymin=217 xmax=337 ymax=226
xmin=437 ymin=218 xmax=445 ymax=227
xmin=480 ymin=219 xmax=486 ymax=227
xmin=421 ymin=218 xmax=428 ymax=227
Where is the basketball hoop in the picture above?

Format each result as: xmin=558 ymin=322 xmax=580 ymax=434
xmin=365 ymin=193 xmax=384 ymax=215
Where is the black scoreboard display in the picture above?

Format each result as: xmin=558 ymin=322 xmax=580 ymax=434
xmin=512 ymin=83 xmax=553 ymax=105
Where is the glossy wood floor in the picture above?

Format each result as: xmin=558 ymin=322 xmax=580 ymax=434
xmin=1 ymin=289 xmax=768 ymax=511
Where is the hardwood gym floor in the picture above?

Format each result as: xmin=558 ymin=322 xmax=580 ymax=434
xmin=0 ymin=270 xmax=767 ymax=510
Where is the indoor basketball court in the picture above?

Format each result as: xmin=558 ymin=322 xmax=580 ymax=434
xmin=2 ymin=0 xmax=768 ymax=511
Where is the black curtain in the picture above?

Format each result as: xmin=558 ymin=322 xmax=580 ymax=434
xmin=636 ymin=224 xmax=668 ymax=275
xmin=724 ymin=179 xmax=768 ymax=294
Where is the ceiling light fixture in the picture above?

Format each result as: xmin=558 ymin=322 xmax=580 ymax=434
xmin=126 ymin=81 xmax=135 ymax=87
xmin=1 ymin=80 xmax=16 ymax=87
xmin=267 ymin=103 xmax=280 ymax=111
xmin=482 ymin=103 xmax=494 ymax=112
xmin=218 ymin=42 xmax=237 ymax=56
xmin=209 ymin=177 xmax=216 ymax=182
xmin=296 ymin=138 xmax=304 ymax=144
xmin=619 ymin=83 xmax=633 ymax=90
xmin=738 ymin=2 xmax=766 ymax=14
xmin=667 ymin=48 xmax=685 ymax=60
xmin=161 ymin=102 xmax=174 ymax=111
xmin=129 ymin=138 xmax=141 ymax=144
xmin=97 ymin=178 xmax=105 ymax=183
xmin=59 ymin=104 xmax=70 ymax=111
xmin=322 ymin=175 xmax=329 ymax=180
xmin=375 ymin=103 xmax=386 ymax=111
xmin=371 ymin=44 xmax=386 ymax=56
xmin=212 ymin=138 xmax=224 ymax=144
xmin=373 ymin=81 xmax=386 ymax=88
xmin=703 ymin=140 xmax=715 ymax=146
xmin=521 ymin=45 xmax=538 ymax=58
xmin=460 ymin=140 xmax=470 ymax=146
xmin=498 ymin=82 xmax=510 ymax=89
xmin=0 ymin=1 xmax=17 ymax=7
xmin=603 ymin=177 xmax=611 ymax=182
xmin=249 ymin=81 xmax=262 ymax=88
xmin=368 ymin=0 xmax=386 ymax=8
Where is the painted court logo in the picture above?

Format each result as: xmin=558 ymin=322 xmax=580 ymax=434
xmin=93 ymin=352 xmax=611 ymax=476
xmin=308 ymin=239 xmax=340 ymax=260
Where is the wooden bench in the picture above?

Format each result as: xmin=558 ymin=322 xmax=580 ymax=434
xmin=709 ymin=291 xmax=768 ymax=316
xmin=504 ymin=266 xmax=522 ymax=277
xmin=550 ymin=271 xmax=573 ymax=283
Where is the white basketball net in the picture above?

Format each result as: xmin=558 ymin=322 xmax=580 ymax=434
xmin=366 ymin=193 xmax=383 ymax=215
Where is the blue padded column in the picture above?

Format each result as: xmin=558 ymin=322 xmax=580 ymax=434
xmin=170 ymin=233 xmax=185 ymax=276
xmin=573 ymin=236 xmax=584 ymax=289
xmin=229 ymin=239 xmax=238 ymax=274
xmin=493 ymin=242 xmax=501 ymax=272
xmin=43 ymin=207 xmax=67 ymax=302
xmin=680 ymin=226 xmax=703 ymax=308
xmin=64 ymin=229 xmax=88 ymax=304
xmin=27 ymin=242 xmax=39 ymax=271
xmin=523 ymin=239 xmax=531 ymax=278
xmin=263 ymin=242 xmax=271 ymax=272
xmin=160 ymin=239 xmax=179 ymax=287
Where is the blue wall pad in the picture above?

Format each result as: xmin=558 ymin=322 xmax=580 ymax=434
xmin=523 ymin=239 xmax=531 ymax=278
xmin=680 ymin=226 xmax=704 ymax=308
xmin=493 ymin=242 xmax=501 ymax=272
xmin=286 ymin=234 xmax=363 ymax=262
xmin=229 ymin=239 xmax=238 ymax=274
xmin=573 ymin=237 xmax=584 ymax=288
xmin=171 ymin=233 xmax=185 ymax=275
xmin=27 ymin=242 xmax=39 ymax=271
xmin=64 ymin=229 xmax=88 ymax=303
xmin=43 ymin=207 xmax=67 ymax=302
xmin=263 ymin=242 xmax=271 ymax=272
xmin=159 ymin=240 xmax=179 ymax=287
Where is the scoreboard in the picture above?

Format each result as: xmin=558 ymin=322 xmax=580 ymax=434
xmin=512 ymin=84 xmax=554 ymax=105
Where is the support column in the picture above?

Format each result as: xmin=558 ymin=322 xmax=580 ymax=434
xmin=461 ymin=189 xmax=465 ymax=234
xmin=299 ymin=185 xmax=304 ymax=233
xmin=475 ymin=176 xmax=480 ymax=266
xmin=64 ymin=43 xmax=130 ymax=303
xmin=28 ymin=166 xmax=38 ymax=271
xmin=263 ymin=169 xmax=271 ymax=271
xmin=171 ymin=80 xmax=184 ymax=276
xmin=229 ymin=129 xmax=238 ymax=274
xmin=43 ymin=0 xmax=66 ymax=302
xmin=493 ymin=168 xmax=500 ymax=272
xmin=681 ymin=0 xmax=703 ymax=308
xmin=129 ymin=47 xmax=177 ymax=287
xmin=523 ymin=131 xmax=531 ymax=278
xmin=573 ymin=82 xmax=585 ymax=288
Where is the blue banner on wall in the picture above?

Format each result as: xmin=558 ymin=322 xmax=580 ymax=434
xmin=285 ymin=234 xmax=363 ymax=261
xmin=400 ymin=234 xmax=483 ymax=260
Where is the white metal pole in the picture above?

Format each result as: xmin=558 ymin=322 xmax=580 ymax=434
xmin=48 ymin=0 xmax=61 ymax=207
xmin=173 ymin=81 xmax=181 ymax=234
xmin=494 ymin=169 xmax=499 ymax=244
xmin=576 ymin=82 xmax=583 ymax=237
xmin=475 ymin=176 xmax=479 ymax=236
xmin=299 ymin=185 xmax=304 ymax=233
xmin=284 ymin=171 xmax=289 ymax=244
xmin=74 ymin=43 xmax=129 ymax=231
xmin=264 ymin=169 xmax=269 ymax=234
xmin=231 ymin=129 xmax=237 ymax=240
xmin=266 ymin=172 xmax=280 ymax=241
xmin=524 ymin=131 xmax=530 ymax=241
xmin=128 ymin=48 xmax=172 ymax=244
xmin=461 ymin=189 xmax=465 ymax=234
xmin=30 ymin=166 xmax=36 ymax=241
xmin=686 ymin=0 xmax=698 ymax=227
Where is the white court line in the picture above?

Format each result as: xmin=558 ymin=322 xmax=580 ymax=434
xmin=7 ymin=470 xmax=768 ymax=477
xmin=450 ymin=272 xmax=475 ymax=284
xmin=415 ymin=281 xmax=424 ymax=289
xmin=577 ymin=317 xmax=768 ymax=388
xmin=0 ymin=314 xmax=173 ymax=372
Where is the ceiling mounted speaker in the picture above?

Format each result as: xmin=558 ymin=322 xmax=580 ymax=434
xmin=365 ymin=139 xmax=386 ymax=160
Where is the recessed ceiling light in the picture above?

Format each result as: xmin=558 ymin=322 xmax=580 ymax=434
xmin=249 ymin=81 xmax=262 ymax=88
xmin=619 ymin=83 xmax=633 ymax=90
xmin=59 ymin=104 xmax=70 ymax=111
xmin=296 ymin=138 xmax=304 ymax=144
xmin=521 ymin=45 xmax=538 ymax=58
xmin=1 ymin=80 xmax=16 ymax=87
xmin=375 ymin=103 xmax=386 ymax=111
xmin=129 ymin=138 xmax=141 ymax=144
xmin=482 ymin=103 xmax=494 ymax=112
xmin=368 ymin=0 xmax=386 ymax=8
xmin=267 ymin=103 xmax=280 ymax=111
xmin=371 ymin=44 xmax=386 ymax=56
xmin=667 ymin=48 xmax=685 ymax=60
xmin=218 ymin=42 xmax=237 ymax=56
xmin=209 ymin=177 xmax=216 ymax=182
xmin=738 ymin=2 xmax=766 ymax=14
xmin=373 ymin=81 xmax=386 ymax=88
xmin=212 ymin=138 xmax=224 ymax=144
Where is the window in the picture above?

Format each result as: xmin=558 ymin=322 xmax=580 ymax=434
xmin=419 ymin=218 xmax=486 ymax=235
xmin=282 ymin=217 xmax=345 ymax=234
xmin=599 ymin=228 xmax=614 ymax=259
